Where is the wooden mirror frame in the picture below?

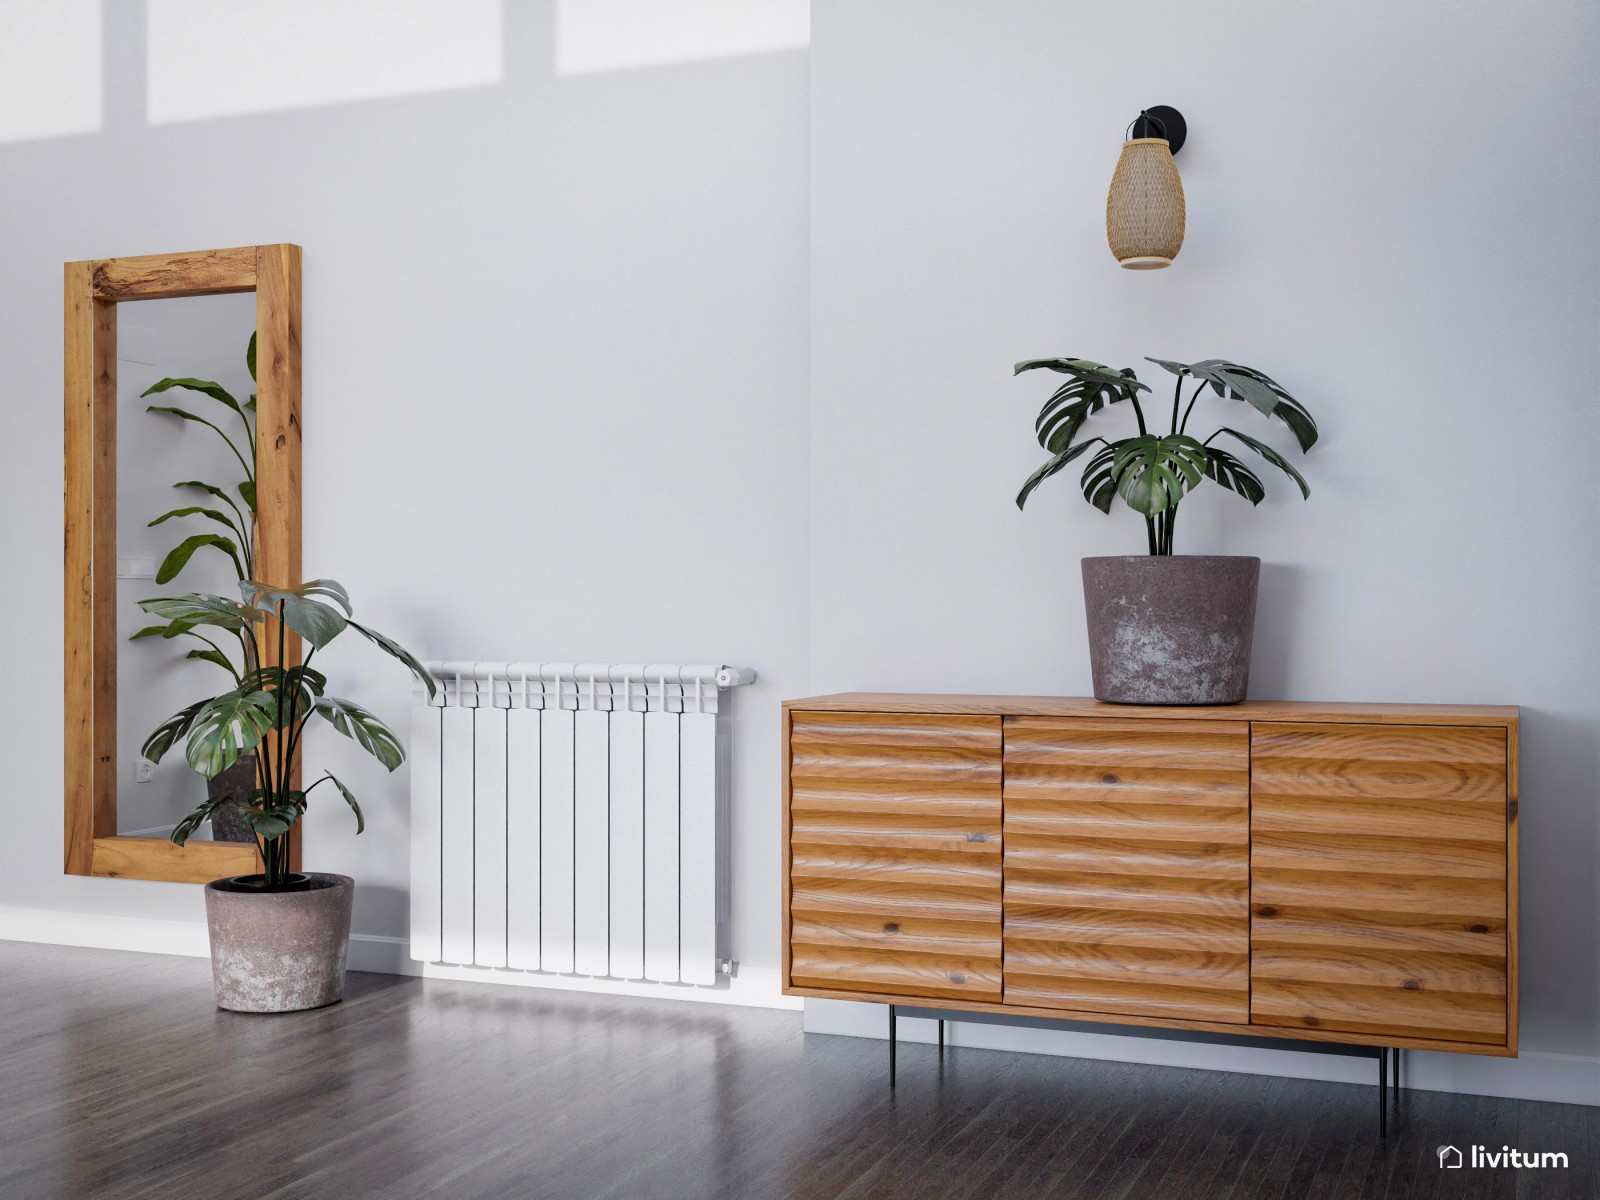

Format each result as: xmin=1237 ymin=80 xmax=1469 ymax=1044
xmin=64 ymin=245 xmax=302 ymax=883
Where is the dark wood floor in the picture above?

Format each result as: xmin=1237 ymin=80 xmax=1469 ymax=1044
xmin=1 ymin=943 xmax=1593 ymax=1199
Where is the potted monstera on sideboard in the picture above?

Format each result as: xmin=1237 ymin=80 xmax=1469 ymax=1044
xmin=142 ymin=579 xmax=435 ymax=1012
xmin=1015 ymin=356 xmax=1318 ymax=704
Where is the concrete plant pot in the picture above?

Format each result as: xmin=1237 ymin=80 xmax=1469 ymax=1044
xmin=1082 ymin=555 xmax=1260 ymax=705
xmin=203 ymin=873 xmax=354 ymax=1013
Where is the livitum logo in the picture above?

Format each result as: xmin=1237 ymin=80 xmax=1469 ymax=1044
xmin=1437 ymin=1143 xmax=1570 ymax=1170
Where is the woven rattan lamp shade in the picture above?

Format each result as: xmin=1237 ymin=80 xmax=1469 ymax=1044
xmin=1106 ymin=137 xmax=1185 ymax=269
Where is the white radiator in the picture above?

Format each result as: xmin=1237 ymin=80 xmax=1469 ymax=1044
xmin=409 ymin=662 xmax=755 ymax=985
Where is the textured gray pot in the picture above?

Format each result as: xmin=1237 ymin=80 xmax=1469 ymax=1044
xmin=1082 ymin=555 xmax=1260 ymax=705
xmin=206 ymin=753 xmax=257 ymax=843
xmin=203 ymin=873 xmax=353 ymax=1013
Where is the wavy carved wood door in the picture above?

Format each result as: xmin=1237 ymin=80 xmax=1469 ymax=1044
xmin=787 ymin=711 xmax=1003 ymax=1002
xmin=1002 ymin=717 xmax=1252 ymax=1023
xmin=1250 ymin=723 xmax=1509 ymax=1045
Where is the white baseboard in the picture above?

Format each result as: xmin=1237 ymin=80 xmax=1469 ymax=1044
xmin=804 ymin=999 xmax=1600 ymax=1107
xmin=0 ymin=905 xmax=798 ymax=1012
xmin=0 ymin=904 xmax=212 ymax=957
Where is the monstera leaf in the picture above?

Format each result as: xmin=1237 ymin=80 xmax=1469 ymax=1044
xmin=171 ymin=791 xmax=251 ymax=847
xmin=1034 ymin=376 xmax=1141 ymax=454
xmin=239 ymin=664 xmax=328 ymax=720
xmin=1015 ymin=439 xmax=1100 ymax=510
xmin=347 ymin=619 xmax=438 ymax=700
xmin=1202 ymin=447 xmax=1267 ymax=505
xmin=141 ymin=698 xmax=211 ymax=764
xmin=185 ymin=689 xmax=278 ymax=778
xmin=315 ymin=695 xmax=406 ymax=771
xmin=1014 ymin=357 xmax=1149 ymax=391
xmin=138 ymin=593 xmax=260 ymax=635
xmin=1110 ymin=434 xmax=1208 ymax=517
xmin=1216 ymin=427 xmax=1310 ymax=498
xmin=241 ymin=579 xmax=350 ymax=649
xmin=1146 ymin=357 xmax=1318 ymax=451
xmin=320 ymin=773 xmax=364 ymax=834
xmin=1079 ymin=442 xmax=1121 ymax=513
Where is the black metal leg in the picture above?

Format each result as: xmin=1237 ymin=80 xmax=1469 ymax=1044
xmin=1393 ymin=1048 xmax=1401 ymax=1104
xmin=889 ymin=1005 xmax=897 ymax=1089
xmin=938 ymin=1019 xmax=945 ymax=1057
xmin=1378 ymin=1048 xmax=1388 ymax=1139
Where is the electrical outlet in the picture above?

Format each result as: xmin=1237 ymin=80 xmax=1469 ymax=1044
xmin=134 ymin=758 xmax=155 ymax=783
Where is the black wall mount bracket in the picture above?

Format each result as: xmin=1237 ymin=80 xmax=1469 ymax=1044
xmin=1128 ymin=105 xmax=1187 ymax=154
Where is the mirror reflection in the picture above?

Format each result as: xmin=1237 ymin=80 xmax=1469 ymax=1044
xmin=116 ymin=293 xmax=258 ymax=840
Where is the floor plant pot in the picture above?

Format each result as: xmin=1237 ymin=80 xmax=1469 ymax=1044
xmin=203 ymin=873 xmax=353 ymax=1013
xmin=1081 ymin=555 xmax=1260 ymax=705
xmin=206 ymin=753 xmax=257 ymax=843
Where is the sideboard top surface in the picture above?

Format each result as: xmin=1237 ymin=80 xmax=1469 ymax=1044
xmin=783 ymin=693 xmax=1520 ymax=726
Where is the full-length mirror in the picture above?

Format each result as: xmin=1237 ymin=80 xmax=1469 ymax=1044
xmin=116 ymin=295 xmax=258 ymax=840
xmin=65 ymin=245 xmax=302 ymax=883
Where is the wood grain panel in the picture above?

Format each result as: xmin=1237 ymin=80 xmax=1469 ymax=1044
xmin=1002 ymin=717 xmax=1250 ymax=1024
xmin=63 ymin=262 xmax=96 ymax=875
xmin=788 ymin=712 xmax=1002 ymax=1002
xmin=1250 ymin=722 xmax=1509 ymax=1045
xmin=90 ymin=837 xmax=258 ymax=884
xmin=90 ymin=246 xmax=257 ymax=299
xmin=255 ymin=244 xmax=304 ymax=872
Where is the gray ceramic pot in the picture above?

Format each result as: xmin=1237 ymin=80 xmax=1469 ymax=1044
xmin=203 ymin=873 xmax=353 ymax=1013
xmin=1081 ymin=555 xmax=1260 ymax=705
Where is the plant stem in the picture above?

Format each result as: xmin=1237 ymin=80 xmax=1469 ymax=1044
xmin=279 ymin=647 xmax=318 ymax=801
xmin=1144 ymin=515 xmax=1158 ymax=555
xmin=1170 ymin=375 xmax=1182 ymax=435
xmin=1129 ymin=393 xmax=1149 ymax=437
xmin=1178 ymin=380 xmax=1207 ymax=436
xmin=267 ymin=601 xmax=288 ymax=885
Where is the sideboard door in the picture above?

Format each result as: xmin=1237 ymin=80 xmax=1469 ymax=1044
xmin=787 ymin=711 xmax=1003 ymax=1001
xmin=1002 ymin=717 xmax=1251 ymax=1023
xmin=1250 ymin=723 xmax=1509 ymax=1046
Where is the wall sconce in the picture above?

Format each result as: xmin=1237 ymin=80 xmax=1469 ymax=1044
xmin=1106 ymin=105 xmax=1187 ymax=270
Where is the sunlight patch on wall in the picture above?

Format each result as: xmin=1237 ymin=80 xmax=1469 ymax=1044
xmin=556 ymin=0 xmax=809 ymax=75
xmin=146 ymin=0 xmax=503 ymax=125
xmin=0 ymin=0 xmax=101 ymax=143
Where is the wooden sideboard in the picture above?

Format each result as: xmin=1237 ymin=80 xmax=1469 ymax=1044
xmin=781 ymin=694 xmax=1519 ymax=1057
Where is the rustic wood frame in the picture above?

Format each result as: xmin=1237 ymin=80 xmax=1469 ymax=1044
xmin=65 ymin=245 xmax=302 ymax=883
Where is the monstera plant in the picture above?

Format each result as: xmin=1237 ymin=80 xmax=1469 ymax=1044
xmin=1014 ymin=356 xmax=1317 ymax=555
xmin=141 ymin=579 xmax=436 ymax=886
xmin=1013 ymin=354 xmax=1320 ymax=707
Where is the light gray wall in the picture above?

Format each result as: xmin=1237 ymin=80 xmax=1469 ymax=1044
xmin=807 ymin=0 xmax=1599 ymax=1096
xmin=0 ymin=2 xmax=808 ymax=1004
